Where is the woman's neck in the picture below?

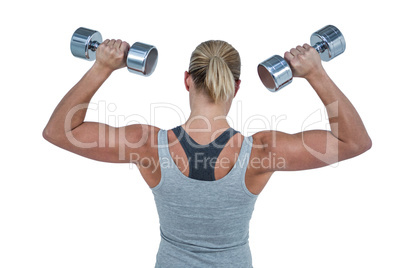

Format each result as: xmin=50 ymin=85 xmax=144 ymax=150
xmin=185 ymin=105 xmax=231 ymax=134
xmin=185 ymin=86 xmax=233 ymax=133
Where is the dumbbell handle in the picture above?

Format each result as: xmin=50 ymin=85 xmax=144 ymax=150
xmin=312 ymin=41 xmax=327 ymax=54
xmin=88 ymin=40 xmax=100 ymax=52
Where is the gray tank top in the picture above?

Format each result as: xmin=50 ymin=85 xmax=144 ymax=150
xmin=150 ymin=129 xmax=259 ymax=268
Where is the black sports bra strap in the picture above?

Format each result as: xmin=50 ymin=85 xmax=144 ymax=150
xmin=171 ymin=126 xmax=239 ymax=181
xmin=211 ymin=127 xmax=239 ymax=149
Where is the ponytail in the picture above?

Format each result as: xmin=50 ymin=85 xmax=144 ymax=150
xmin=189 ymin=40 xmax=241 ymax=103
xmin=205 ymin=56 xmax=235 ymax=102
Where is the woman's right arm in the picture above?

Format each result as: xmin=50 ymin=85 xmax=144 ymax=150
xmin=252 ymin=44 xmax=372 ymax=171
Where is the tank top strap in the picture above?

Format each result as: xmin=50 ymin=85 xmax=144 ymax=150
xmin=157 ymin=129 xmax=170 ymax=159
xmin=153 ymin=129 xmax=176 ymax=191
xmin=234 ymin=135 xmax=256 ymax=198
xmin=234 ymin=135 xmax=253 ymax=172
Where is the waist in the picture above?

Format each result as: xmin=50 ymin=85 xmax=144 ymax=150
xmin=161 ymin=228 xmax=249 ymax=253
xmin=155 ymin=237 xmax=253 ymax=268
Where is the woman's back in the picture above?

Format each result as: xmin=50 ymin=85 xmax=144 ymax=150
xmin=151 ymin=128 xmax=258 ymax=268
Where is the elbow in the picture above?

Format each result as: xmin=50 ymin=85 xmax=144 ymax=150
xmin=360 ymin=135 xmax=373 ymax=153
xmin=42 ymin=126 xmax=56 ymax=144
xmin=42 ymin=126 xmax=62 ymax=145
xmin=349 ymin=136 xmax=372 ymax=157
xmin=364 ymin=137 xmax=373 ymax=152
xmin=43 ymin=125 xmax=71 ymax=150
xmin=42 ymin=127 xmax=51 ymax=141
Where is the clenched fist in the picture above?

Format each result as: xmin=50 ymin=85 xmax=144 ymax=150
xmin=284 ymin=44 xmax=324 ymax=80
xmin=94 ymin=39 xmax=130 ymax=72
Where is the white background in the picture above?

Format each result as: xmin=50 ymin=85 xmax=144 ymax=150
xmin=1 ymin=0 xmax=401 ymax=267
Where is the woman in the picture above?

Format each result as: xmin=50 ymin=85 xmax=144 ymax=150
xmin=43 ymin=38 xmax=371 ymax=267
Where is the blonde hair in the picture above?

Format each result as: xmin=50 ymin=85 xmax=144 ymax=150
xmin=188 ymin=40 xmax=241 ymax=103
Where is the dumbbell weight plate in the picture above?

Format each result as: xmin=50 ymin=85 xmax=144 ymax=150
xmin=127 ymin=42 xmax=158 ymax=76
xmin=257 ymin=55 xmax=293 ymax=92
xmin=70 ymin=27 xmax=102 ymax=61
xmin=310 ymin=25 xmax=346 ymax=62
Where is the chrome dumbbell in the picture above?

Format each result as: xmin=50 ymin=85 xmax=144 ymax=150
xmin=258 ymin=25 xmax=346 ymax=92
xmin=70 ymin=27 xmax=158 ymax=76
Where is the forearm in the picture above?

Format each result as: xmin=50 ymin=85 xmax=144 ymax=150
xmin=43 ymin=64 xmax=112 ymax=139
xmin=306 ymin=70 xmax=371 ymax=147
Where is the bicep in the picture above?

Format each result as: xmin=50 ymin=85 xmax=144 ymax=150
xmin=256 ymin=130 xmax=354 ymax=171
xmin=61 ymin=122 xmax=151 ymax=163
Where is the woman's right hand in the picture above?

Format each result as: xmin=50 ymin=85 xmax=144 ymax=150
xmin=94 ymin=39 xmax=130 ymax=73
xmin=284 ymin=43 xmax=325 ymax=80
